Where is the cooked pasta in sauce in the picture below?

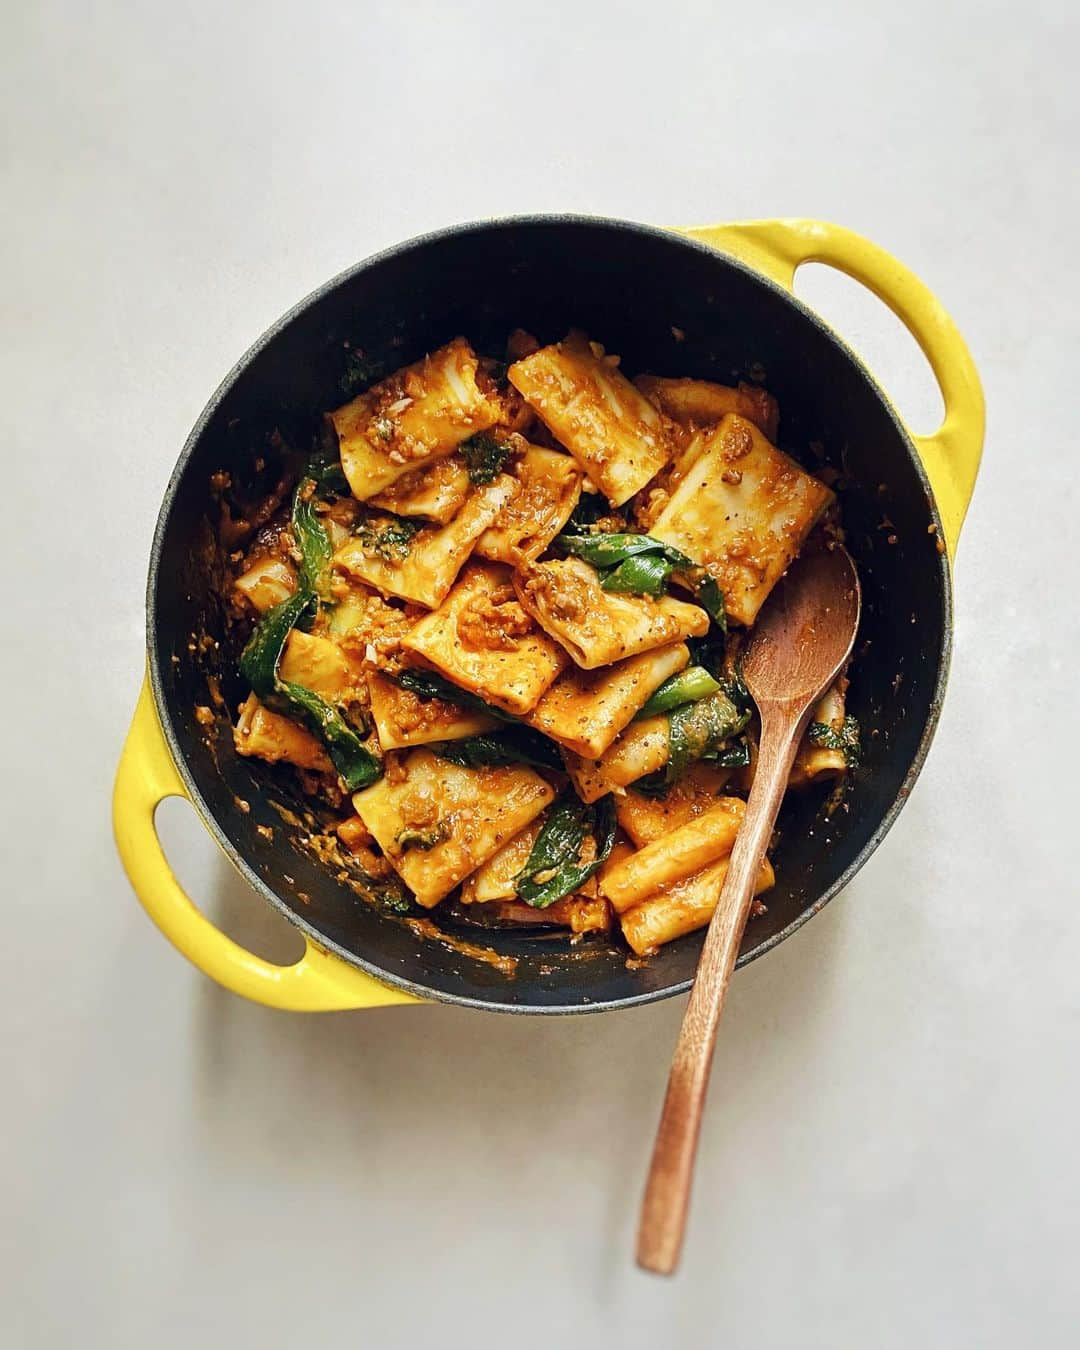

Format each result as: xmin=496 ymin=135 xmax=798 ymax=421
xmin=221 ymin=330 xmax=858 ymax=958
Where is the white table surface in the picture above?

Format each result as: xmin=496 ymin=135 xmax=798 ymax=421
xmin=4 ymin=3 xmax=1077 ymax=1346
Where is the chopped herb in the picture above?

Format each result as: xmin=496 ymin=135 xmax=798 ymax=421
xmin=239 ymin=591 xmax=315 ymax=700
xmin=461 ymin=432 xmax=514 ymax=485
xmin=553 ymin=532 xmax=727 ymax=630
xmin=376 ymin=889 xmax=414 ymax=915
xmin=396 ymin=822 xmax=448 ymax=852
xmin=638 ymin=666 xmax=721 ymax=718
xmin=709 ymin=736 xmax=751 ymax=768
xmin=356 ymin=515 xmax=422 ymax=563
xmin=291 ymin=478 xmax=334 ymax=601
xmin=306 ymin=442 xmax=350 ymax=497
xmin=276 ymin=679 xmax=381 ymax=789
xmin=239 ymin=592 xmax=382 ymax=790
xmin=389 ymin=669 xmax=519 ymax=724
xmin=629 ymin=771 xmax=674 ymax=800
xmin=340 ymin=348 xmax=386 ymax=398
xmin=808 ymin=714 xmax=861 ymax=767
xmin=689 ymin=571 xmax=728 ymax=627
xmin=514 ymin=794 xmax=617 ymax=909
xmin=434 ymin=729 xmax=562 ymax=771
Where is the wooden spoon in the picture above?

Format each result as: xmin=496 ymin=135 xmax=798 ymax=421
xmin=636 ymin=544 xmax=861 ymax=1275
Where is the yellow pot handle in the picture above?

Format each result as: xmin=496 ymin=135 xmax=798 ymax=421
xmin=675 ymin=219 xmax=985 ymax=558
xmin=113 ymin=678 xmax=418 ymax=1012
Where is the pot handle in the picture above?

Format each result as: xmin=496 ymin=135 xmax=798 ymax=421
xmin=113 ymin=678 xmax=419 ymax=1012
xmin=675 ymin=219 xmax=985 ymax=558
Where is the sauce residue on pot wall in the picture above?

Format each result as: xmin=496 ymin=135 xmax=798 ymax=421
xmin=404 ymin=917 xmax=518 ymax=977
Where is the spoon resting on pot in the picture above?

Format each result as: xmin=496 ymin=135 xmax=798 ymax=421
xmin=636 ymin=544 xmax=861 ymax=1275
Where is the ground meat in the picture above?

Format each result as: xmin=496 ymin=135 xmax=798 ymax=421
xmin=455 ymin=592 xmax=533 ymax=650
xmin=385 ymin=754 xmax=408 ymax=786
xmin=522 ymin=563 xmax=591 ymax=624
xmin=390 ymin=687 xmax=451 ymax=736
xmin=720 ymin=420 xmax=755 ymax=462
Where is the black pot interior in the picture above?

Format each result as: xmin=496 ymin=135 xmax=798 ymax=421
xmin=149 ymin=217 xmax=949 ymax=1012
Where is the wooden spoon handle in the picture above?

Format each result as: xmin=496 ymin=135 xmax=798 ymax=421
xmin=636 ymin=711 xmax=804 ymax=1275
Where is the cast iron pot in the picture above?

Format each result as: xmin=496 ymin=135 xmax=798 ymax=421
xmin=114 ymin=216 xmax=984 ymax=1015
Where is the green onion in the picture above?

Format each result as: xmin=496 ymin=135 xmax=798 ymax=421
xmin=600 ymin=553 xmax=674 ymax=597
xmin=553 ymin=532 xmax=669 ymax=569
xmin=514 ymin=794 xmax=617 ymax=909
xmin=688 ymin=571 xmax=727 ymax=628
xmin=433 ymin=729 xmax=562 ymax=772
xmin=553 ymin=532 xmax=727 ymax=630
xmin=807 ymin=715 xmax=861 ymax=767
xmin=460 ymin=432 xmax=514 ymax=485
xmin=638 ymin=666 xmax=721 ymax=718
xmin=667 ymin=690 xmax=750 ymax=781
xmin=389 ymin=669 xmax=519 ymax=724
xmin=291 ymin=478 xmax=334 ymax=600
xmin=239 ymin=592 xmax=381 ymax=790
xmin=276 ymin=680 xmax=381 ymax=789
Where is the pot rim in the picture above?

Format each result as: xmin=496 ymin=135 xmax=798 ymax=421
xmin=146 ymin=213 xmax=953 ymax=1014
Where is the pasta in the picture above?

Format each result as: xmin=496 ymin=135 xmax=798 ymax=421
xmin=459 ymin=820 xmax=544 ymax=903
xmin=330 ymin=337 xmax=501 ymax=499
xmin=650 ymin=414 xmax=834 ymax=626
xmin=234 ymin=693 xmax=333 ymax=772
xmin=221 ymin=327 xmax=858 ymax=955
xmin=366 ymin=669 xmax=497 ymax=751
xmin=367 ymin=454 xmax=472 ymax=524
xmin=790 ymin=679 xmax=850 ymax=786
xmin=333 ymin=475 xmax=518 ymax=608
xmin=599 ymin=798 xmax=747 ymax=913
xmin=635 ymin=374 xmax=780 ymax=441
xmin=620 ymin=857 xmax=775 ymax=957
xmin=515 ymin=558 xmax=709 ymax=668
xmin=525 ymin=642 xmax=690 ymax=759
xmin=401 ymin=562 xmax=567 ymax=715
xmin=278 ymin=629 xmax=363 ymax=702
xmin=614 ymin=763 xmax=733 ymax=846
xmin=474 ymin=446 xmax=582 ymax=562
xmin=561 ymin=716 xmax=671 ymax=800
xmin=352 ymin=748 xmax=555 ymax=907
xmin=233 ymin=556 xmax=297 ymax=614
xmin=508 ymin=331 xmax=674 ymax=505
xmin=491 ymin=894 xmax=611 ymax=934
